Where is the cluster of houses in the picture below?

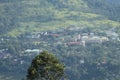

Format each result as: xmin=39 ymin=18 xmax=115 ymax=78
xmin=21 ymin=27 xmax=119 ymax=48
xmin=0 ymin=27 xmax=119 ymax=76
xmin=0 ymin=26 xmax=119 ymax=61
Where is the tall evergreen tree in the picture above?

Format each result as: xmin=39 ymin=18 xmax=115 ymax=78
xmin=27 ymin=51 xmax=65 ymax=80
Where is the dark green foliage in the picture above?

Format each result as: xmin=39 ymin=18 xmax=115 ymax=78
xmin=27 ymin=51 xmax=65 ymax=80
xmin=85 ymin=0 xmax=120 ymax=21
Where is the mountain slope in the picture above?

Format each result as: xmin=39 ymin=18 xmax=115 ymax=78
xmin=0 ymin=0 xmax=120 ymax=37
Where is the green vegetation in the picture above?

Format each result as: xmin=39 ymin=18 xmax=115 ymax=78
xmin=0 ymin=0 xmax=120 ymax=80
xmin=26 ymin=51 xmax=65 ymax=80
xmin=0 ymin=0 xmax=120 ymax=37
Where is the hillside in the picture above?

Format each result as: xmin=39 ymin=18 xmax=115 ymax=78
xmin=0 ymin=0 xmax=120 ymax=80
xmin=0 ymin=0 xmax=120 ymax=37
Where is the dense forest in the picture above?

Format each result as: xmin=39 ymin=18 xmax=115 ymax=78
xmin=0 ymin=39 xmax=120 ymax=80
xmin=0 ymin=0 xmax=120 ymax=80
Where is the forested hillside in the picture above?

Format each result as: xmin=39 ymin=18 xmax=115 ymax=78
xmin=0 ymin=0 xmax=120 ymax=80
xmin=0 ymin=0 xmax=120 ymax=37
xmin=85 ymin=0 xmax=120 ymax=21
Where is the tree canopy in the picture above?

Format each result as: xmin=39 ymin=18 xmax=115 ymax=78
xmin=26 ymin=51 xmax=65 ymax=80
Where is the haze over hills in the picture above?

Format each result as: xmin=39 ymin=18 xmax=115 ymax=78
xmin=0 ymin=0 xmax=120 ymax=37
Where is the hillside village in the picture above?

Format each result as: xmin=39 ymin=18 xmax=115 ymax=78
xmin=0 ymin=0 xmax=120 ymax=80
xmin=0 ymin=26 xmax=120 ymax=75
xmin=0 ymin=26 xmax=120 ymax=80
xmin=21 ymin=26 xmax=119 ymax=48
xmin=0 ymin=26 xmax=120 ymax=55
